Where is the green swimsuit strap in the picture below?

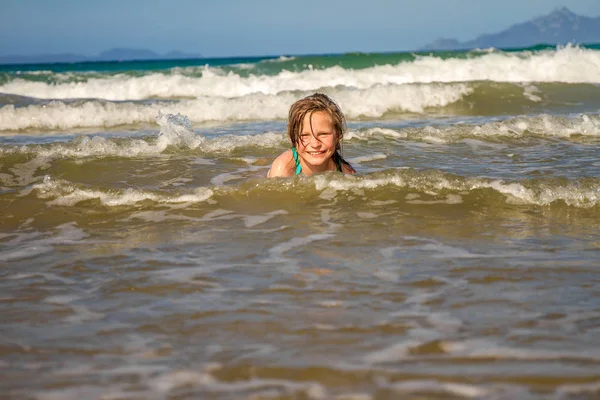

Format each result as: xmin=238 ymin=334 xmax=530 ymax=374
xmin=291 ymin=147 xmax=302 ymax=175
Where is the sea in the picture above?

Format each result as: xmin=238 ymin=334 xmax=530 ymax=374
xmin=1 ymin=44 xmax=600 ymax=400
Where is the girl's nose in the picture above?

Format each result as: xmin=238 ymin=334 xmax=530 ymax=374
xmin=308 ymin=135 xmax=321 ymax=147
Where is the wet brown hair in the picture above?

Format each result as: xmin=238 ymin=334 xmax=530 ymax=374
xmin=287 ymin=93 xmax=346 ymax=151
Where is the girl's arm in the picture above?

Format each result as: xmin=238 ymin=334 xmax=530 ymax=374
xmin=267 ymin=150 xmax=294 ymax=178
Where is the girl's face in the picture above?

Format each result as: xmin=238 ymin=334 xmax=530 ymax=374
xmin=296 ymin=111 xmax=338 ymax=172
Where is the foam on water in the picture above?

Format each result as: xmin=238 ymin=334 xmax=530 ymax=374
xmin=150 ymin=366 xmax=328 ymax=399
xmin=522 ymin=84 xmax=542 ymax=102
xmin=2 ymin=129 xmax=282 ymax=166
xmin=2 ymin=46 xmax=599 ymax=102
xmin=0 ymin=113 xmax=281 ymax=187
xmin=313 ymin=170 xmax=600 ymax=208
xmin=443 ymin=339 xmax=600 ymax=361
xmin=31 ymin=176 xmax=214 ymax=206
xmin=346 ymin=114 xmax=600 ymax=144
xmin=346 ymin=128 xmax=407 ymax=140
xmin=20 ymin=166 xmax=600 ymax=209
xmin=365 ymin=333 xmax=600 ymax=364
xmin=8 ymin=110 xmax=592 ymax=161
xmin=556 ymin=382 xmax=600 ymax=397
xmin=435 ymin=113 xmax=600 ymax=140
xmin=0 ymin=83 xmax=472 ymax=131
xmin=386 ymin=380 xmax=486 ymax=398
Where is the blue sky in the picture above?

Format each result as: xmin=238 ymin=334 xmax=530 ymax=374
xmin=2 ymin=0 xmax=600 ymax=57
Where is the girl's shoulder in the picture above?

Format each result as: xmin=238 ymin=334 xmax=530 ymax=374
xmin=267 ymin=150 xmax=295 ymax=178
xmin=336 ymin=153 xmax=355 ymax=174
xmin=341 ymin=161 xmax=356 ymax=174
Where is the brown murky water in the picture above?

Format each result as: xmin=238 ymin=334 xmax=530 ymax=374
xmin=2 ymin=117 xmax=600 ymax=399
xmin=2 ymin=47 xmax=600 ymax=399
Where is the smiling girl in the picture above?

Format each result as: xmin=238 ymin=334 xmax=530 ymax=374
xmin=267 ymin=93 xmax=355 ymax=177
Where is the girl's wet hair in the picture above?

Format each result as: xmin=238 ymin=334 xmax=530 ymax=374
xmin=287 ymin=93 xmax=346 ymax=150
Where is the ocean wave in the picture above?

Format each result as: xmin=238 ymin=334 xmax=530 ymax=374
xmin=347 ymin=114 xmax=600 ymax=143
xmin=31 ymin=175 xmax=214 ymax=206
xmin=313 ymin=170 xmax=600 ymax=208
xmin=26 ymin=169 xmax=600 ymax=209
xmin=2 ymin=114 xmax=598 ymax=166
xmin=0 ymin=83 xmax=471 ymax=131
xmin=1 ymin=46 xmax=599 ymax=101
xmin=0 ymin=112 xmax=282 ymax=187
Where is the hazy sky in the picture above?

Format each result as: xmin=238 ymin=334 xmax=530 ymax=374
xmin=2 ymin=0 xmax=600 ymax=58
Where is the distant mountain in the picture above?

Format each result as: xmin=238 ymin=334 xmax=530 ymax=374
xmin=0 ymin=48 xmax=203 ymax=65
xmin=96 ymin=48 xmax=163 ymax=61
xmin=422 ymin=7 xmax=600 ymax=51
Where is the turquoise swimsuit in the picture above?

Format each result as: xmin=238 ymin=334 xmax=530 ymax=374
xmin=291 ymin=147 xmax=343 ymax=175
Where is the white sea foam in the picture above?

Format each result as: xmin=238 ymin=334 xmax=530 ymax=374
xmin=334 ymin=114 xmax=600 ymax=144
xmin=388 ymin=380 xmax=486 ymax=398
xmin=150 ymin=368 xmax=328 ymax=399
xmin=261 ymin=55 xmax=296 ymax=63
xmin=522 ymin=84 xmax=542 ymax=102
xmin=16 ymin=154 xmax=600 ymax=209
xmin=317 ymin=300 xmax=343 ymax=308
xmin=2 ymin=46 xmax=599 ymax=102
xmin=556 ymin=382 xmax=600 ymax=397
xmin=407 ymin=114 xmax=600 ymax=142
xmin=444 ymin=338 xmax=600 ymax=361
xmin=1 ymin=114 xmax=205 ymax=186
xmin=364 ymin=340 xmax=424 ymax=363
xmin=366 ymin=337 xmax=600 ymax=364
xmin=471 ymin=178 xmax=600 ymax=207
xmin=20 ymin=129 xmax=281 ymax=159
xmin=346 ymin=128 xmax=407 ymax=140
xmin=44 ymin=294 xmax=81 ymax=305
xmin=1 ymin=115 xmax=284 ymax=189
xmin=0 ymin=83 xmax=471 ymax=131
xmin=151 ymin=370 xmax=216 ymax=392
xmin=313 ymin=171 xmax=600 ymax=208
xmin=32 ymin=176 xmax=214 ymax=206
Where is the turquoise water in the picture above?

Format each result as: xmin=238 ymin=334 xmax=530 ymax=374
xmin=2 ymin=43 xmax=599 ymax=75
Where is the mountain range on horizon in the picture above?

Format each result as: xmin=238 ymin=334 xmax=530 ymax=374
xmin=0 ymin=48 xmax=203 ymax=65
xmin=2 ymin=6 xmax=600 ymax=65
xmin=422 ymin=6 xmax=600 ymax=51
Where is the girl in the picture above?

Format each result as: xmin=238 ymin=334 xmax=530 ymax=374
xmin=267 ymin=93 xmax=355 ymax=177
